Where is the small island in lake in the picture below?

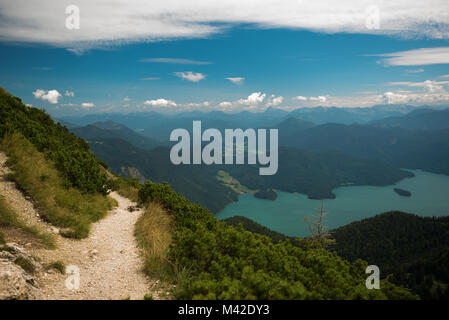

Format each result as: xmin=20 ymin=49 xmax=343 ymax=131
xmin=394 ymin=188 xmax=412 ymax=197
xmin=254 ymin=188 xmax=277 ymax=200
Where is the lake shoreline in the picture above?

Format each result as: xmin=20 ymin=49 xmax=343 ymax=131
xmin=215 ymin=169 xmax=449 ymax=237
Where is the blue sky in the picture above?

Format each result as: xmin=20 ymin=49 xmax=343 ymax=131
xmin=1 ymin=0 xmax=449 ymax=116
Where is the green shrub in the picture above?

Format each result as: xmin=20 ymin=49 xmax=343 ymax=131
xmin=14 ymin=256 xmax=35 ymax=274
xmin=143 ymin=293 xmax=154 ymax=300
xmin=0 ymin=231 xmax=5 ymax=244
xmin=139 ymin=181 xmax=418 ymax=300
xmin=45 ymin=261 xmax=66 ymax=274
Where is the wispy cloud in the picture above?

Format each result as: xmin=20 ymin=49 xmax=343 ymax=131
xmin=140 ymin=58 xmax=212 ymax=65
xmin=225 ymin=77 xmax=245 ymax=84
xmin=405 ymin=68 xmax=424 ymax=73
xmin=140 ymin=77 xmax=160 ymax=81
xmin=81 ymin=102 xmax=95 ymax=108
xmin=33 ymin=67 xmax=53 ymax=71
xmin=174 ymin=71 xmax=205 ymax=82
xmin=64 ymin=90 xmax=75 ymax=97
xmin=373 ymin=47 xmax=449 ymax=66
xmin=1 ymin=1 xmax=449 ymax=52
xmin=387 ymin=80 xmax=449 ymax=92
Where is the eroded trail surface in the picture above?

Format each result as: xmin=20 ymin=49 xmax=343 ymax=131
xmin=31 ymin=192 xmax=159 ymax=300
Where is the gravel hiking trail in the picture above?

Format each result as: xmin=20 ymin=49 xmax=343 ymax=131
xmin=1 ymin=151 xmax=159 ymax=299
xmin=32 ymin=192 xmax=159 ymax=300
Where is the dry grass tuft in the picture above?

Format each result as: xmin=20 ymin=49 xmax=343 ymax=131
xmin=134 ymin=202 xmax=173 ymax=280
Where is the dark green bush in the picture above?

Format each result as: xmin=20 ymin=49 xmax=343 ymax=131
xmin=139 ymin=181 xmax=418 ymax=300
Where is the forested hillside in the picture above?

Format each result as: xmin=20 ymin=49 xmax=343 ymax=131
xmin=369 ymin=108 xmax=449 ymax=130
xmin=280 ymin=123 xmax=449 ymax=175
xmin=86 ymin=136 xmax=412 ymax=212
xmin=225 ymin=213 xmax=449 ymax=300
xmin=137 ymin=181 xmax=417 ymax=299
xmin=331 ymin=212 xmax=449 ymax=300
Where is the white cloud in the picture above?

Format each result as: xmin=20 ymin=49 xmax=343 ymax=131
xmin=140 ymin=58 xmax=211 ymax=64
xmin=61 ymin=103 xmax=76 ymax=107
xmin=225 ymin=77 xmax=245 ymax=84
xmin=174 ymin=71 xmax=205 ymax=82
xmin=381 ymin=91 xmax=449 ymax=105
xmin=123 ymin=96 xmax=131 ymax=102
xmin=266 ymin=95 xmax=283 ymax=107
xmin=217 ymin=101 xmax=232 ymax=109
xmin=387 ymin=80 xmax=449 ymax=92
xmin=382 ymin=77 xmax=449 ymax=104
xmin=64 ymin=90 xmax=75 ymax=97
xmin=293 ymin=96 xmax=308 ymax=101
xmin=184 ymin=101 xmax=210 ymax=107
xmin=405 ymin=68 xmax=424 ymax=73
xmin=32 ymin=89 xmax=45 ymax=98
xmin=1 ymin=1 xmax=449 ymax=52
xmin=81 ymin=102 xmax=95 ymax=108
xmin=309 ymin=96 xmax=327 ymax=103
xmin=140 ymin=77 xmax=160 ymax=81
xmin=144 ymin=98 xmax=177 ymax=107
xmin=374 ymin=47 xmax=449 ymax=66
xmin=238 ymin=92 xmax=266 ymax=105
xmin=32 ymin=89 xmax=62 ymax=104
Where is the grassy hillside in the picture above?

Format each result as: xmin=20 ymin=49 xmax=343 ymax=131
xmin=137 ymin=181 xmax=417 ymax=299
xmin=0 ymin=88 xmax=107 ymax=194
xmin=0 ymin=88 xmax=116 ymax=238
xmin=1 ymin=134 xmax=116 ymax=238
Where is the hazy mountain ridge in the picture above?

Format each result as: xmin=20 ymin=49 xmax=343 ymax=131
xmin=369 ymin=108 xmax=449 ymax=130
xmin=280 ymin=123 xmax=449 ymax=175
xmin=72 ymin=120 xmax=160 ymax=150
xmin=62 ymin=103 xmax=440 ymax=140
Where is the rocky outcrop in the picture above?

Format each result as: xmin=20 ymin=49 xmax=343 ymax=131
xmin=0 ymin=242 xmax=41 ymax=300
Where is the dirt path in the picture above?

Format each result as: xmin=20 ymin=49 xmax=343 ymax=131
xmin=1 ymin=151 xmax=161 ymax=300
xmin=31 ymin=192 xmax=160 ymax=300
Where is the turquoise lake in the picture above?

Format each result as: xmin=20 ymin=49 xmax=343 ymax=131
xmin=215 ymin=170 xmax=449 ymax=237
